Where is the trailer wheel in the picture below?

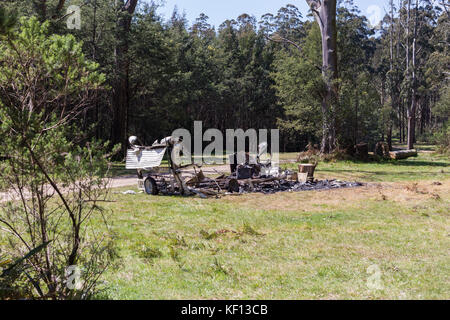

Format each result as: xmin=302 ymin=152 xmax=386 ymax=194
xmin=144 ymin=177 xmax=159 ymax=195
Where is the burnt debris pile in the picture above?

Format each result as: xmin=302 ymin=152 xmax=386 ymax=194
xmin=234 ymin=179 xmax=363 ymax=195
xmin=125 ymin=136 xmax=363 ymax=198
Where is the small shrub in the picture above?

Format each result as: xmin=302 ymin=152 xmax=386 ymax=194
xmin=434 ymin=126 xmax=450 ymax=155
xmin=0 ymin=18 xmax=115 ymax=300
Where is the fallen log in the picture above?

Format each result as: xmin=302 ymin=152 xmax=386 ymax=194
xmin=389 ymin=149 xmax=418 ymax=160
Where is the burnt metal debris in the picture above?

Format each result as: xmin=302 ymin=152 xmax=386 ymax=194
xmin=125 ymin=136 xmax=363 ymax=198
xmin=231 ymin=179 xmax=363 ymax=195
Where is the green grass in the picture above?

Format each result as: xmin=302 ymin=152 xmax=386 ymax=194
xmin=2 ymin=150 xmax=448 ymax=299
xmin=284 ymin=151 xmax=449 ymax=182
xmin=95 ymin=151 xmax=449 ymax=300
xmin=392 ymin=141 xmax=438 ymax=152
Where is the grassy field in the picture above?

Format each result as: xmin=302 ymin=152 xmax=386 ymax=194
xmin=285 ymin=151 xmax=449 ymax=182
xmin=97 ymin=150 xmax=449 ymax=300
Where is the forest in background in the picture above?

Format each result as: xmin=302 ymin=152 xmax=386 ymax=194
xmin=0 ymin=0 xmax=449 ymax=300
xmin=0 ymin=0 xmax=449 ymax=154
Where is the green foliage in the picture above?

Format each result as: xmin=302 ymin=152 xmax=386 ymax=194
xmin=336 ymin=6 xmax=381 ymax=148
xmin=272 ymin=47 xmax=323 ymax=148
xmin=0 ymin=17 xmax=104 ymax=130
xmin=272 ymin=6 xmax=382 ymax=150
xmin=433 ymin=126 xmax=450 ymax=155
xmin=200 ymin=229 xmax=218 ymax=240
xmin=272 ymin=22 xmax=323 ymax=149
xmin=433 ymin=85 xmax=450 ymax=124
xmin=0 ymin=6 xmax=17 ymax=36
xmin=2 ymin=1 xmax=448 ymax=154
xmin=127 ymin=6 xmax=279 ymax=142
xmin=0 ymin=17 xmax=115 ymax=300
xmin=0 ymin=242 xmax=51 ymax=299
xmin=431 ymin=84 xmax=449 ymax=154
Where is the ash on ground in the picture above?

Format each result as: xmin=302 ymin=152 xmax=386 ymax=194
xmin=235 ymin=180 xmax=364 ymax=195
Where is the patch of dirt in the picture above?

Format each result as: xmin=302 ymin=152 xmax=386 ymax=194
xmin=219 ymin=180 xmax=450 ymax=212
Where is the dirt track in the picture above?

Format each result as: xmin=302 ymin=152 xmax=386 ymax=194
xmin=0 ymin=165 xmax=232 ymax=202
xmin=1 ymin=160 xmax=305 ymax=201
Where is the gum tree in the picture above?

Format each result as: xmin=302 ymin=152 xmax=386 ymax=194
xmin=305 ymin=0 xmax=338 ymax=153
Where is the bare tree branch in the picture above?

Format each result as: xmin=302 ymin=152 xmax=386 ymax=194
xmin=265 ymin=34 xmax=322 ymax=71
xmin=306 ymin=0 xmax=324 ymax=29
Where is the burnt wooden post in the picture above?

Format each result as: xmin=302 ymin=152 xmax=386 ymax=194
xmin=298 ymin=164 xmax=317 ymax=182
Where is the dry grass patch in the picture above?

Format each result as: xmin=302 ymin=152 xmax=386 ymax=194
xmin=220 ymin=179 xmax=449 ymax=213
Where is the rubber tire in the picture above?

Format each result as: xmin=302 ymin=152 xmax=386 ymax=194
xmin=144 ymin=177 xmax=159 ymax=196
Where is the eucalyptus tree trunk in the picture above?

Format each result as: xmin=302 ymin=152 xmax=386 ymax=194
xmin=397 ymin=0 xmax=403 ymax=143
xmin=388 ymin=0 xmax=395 ymax=150
xmin=408 ymin=0 xmax=419 ymax=149
xmin=306 ymin=0 xmax=338 ymax=153
xmin=405 ymin=0 xmax=412 ymax=147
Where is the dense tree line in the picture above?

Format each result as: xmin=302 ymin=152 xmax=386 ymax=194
xmin=0 ymin=0 xmax=448 ymax=154
xmin=377 ymin=0 xmax=449 ymax=150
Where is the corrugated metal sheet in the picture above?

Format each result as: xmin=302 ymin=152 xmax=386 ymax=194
xmin=126 ymin=147 xmax=167 ymax=169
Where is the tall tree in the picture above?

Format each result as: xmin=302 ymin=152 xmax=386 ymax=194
xmin=112 ymin=0 xmax=138 ymax=155
xmin=388 ymin=0 xmax=397 ymax=150
xmin=305 ymin=0 xmax=338 ymax=153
